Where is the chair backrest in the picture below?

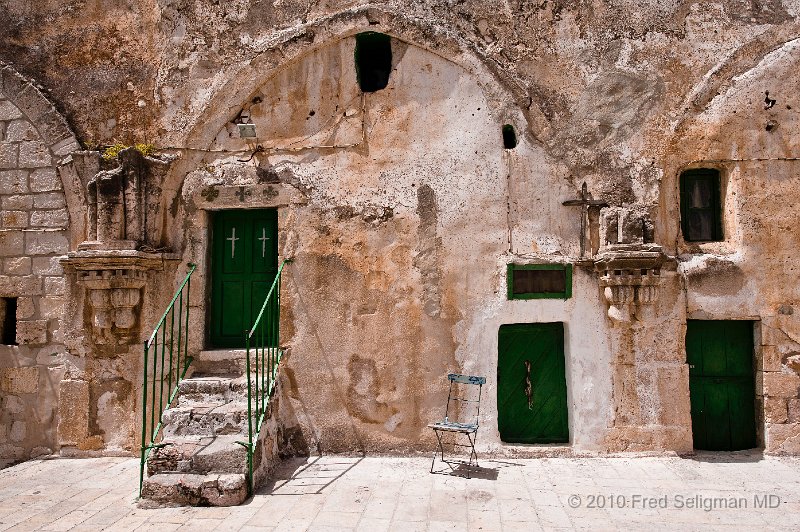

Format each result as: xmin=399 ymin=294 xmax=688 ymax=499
xmin=443 ymin=373 xmax=486 ymax=426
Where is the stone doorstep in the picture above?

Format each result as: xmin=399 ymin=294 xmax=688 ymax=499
xmin=191 ymin=349 xmax=248 ymax=376
xmin=176 ymin=375 xmax=248 ymax=406
xmin=139 ymin=471 xmax=248 ymax=508
xmin=147 ymin=434 xmax=248 ymax=476
xmin=191 ymin=348 xmax=284 ymax=376
xmin=161 ymin=400 xmax=251 ymax=438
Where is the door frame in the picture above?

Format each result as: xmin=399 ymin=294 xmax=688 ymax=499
xmin=208 ymin=208 xmax=279 ymax=348
xmin=182 ymin=183 xmax=300 ymax=353
xmin=685 ymin=319 xmax=761 ymax=451
xmin=496 ymin=321 xmax=571 ymax=445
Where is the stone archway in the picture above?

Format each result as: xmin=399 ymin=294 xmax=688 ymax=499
xmin=0 ymin=61 xmax=80 ymax=466
xmin=156 ymin=6 xmax=550 ymax=246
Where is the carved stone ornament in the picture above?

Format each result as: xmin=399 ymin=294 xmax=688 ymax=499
xmin=61 ymin=148 xmax=178 ymax=346
xmin=61 ymin=251 xmax=172 ymax=345
xmin=594 ymin=244 xmax=668 ymax=322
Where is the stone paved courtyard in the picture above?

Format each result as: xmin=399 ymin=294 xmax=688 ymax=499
xmin=1 ymin=453 xmax=799 ymax=531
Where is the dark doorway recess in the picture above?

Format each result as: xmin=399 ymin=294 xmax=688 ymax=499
xmin=355 ymin=32 xmax=392 ymax=93
xmin=687 ymin=320 xmax=757 ymax=451
xmin=1 ymin=297 xmax=17 ymax=345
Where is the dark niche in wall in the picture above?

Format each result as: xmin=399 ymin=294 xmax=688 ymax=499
xmin=1 ymin=297 xmax=18 ymax=345
xmin=503 ymin=124 xmax=518 ymax=149
xmin=355 ymin=32 xmax=392 ymax=93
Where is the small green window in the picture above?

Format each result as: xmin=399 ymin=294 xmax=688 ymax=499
xmin=507 ymin=264 xmax=573 ymax=300
xmin=680 ymin=168 xmax=723 ymax=242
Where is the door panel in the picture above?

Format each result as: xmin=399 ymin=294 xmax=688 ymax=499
xmin=687 ymin=320 xmax=756 ymax=451
xmin=211 ymin=209 xmax=278 ymax=347
xmin=498 ymin=323 xmax=569 ymax=444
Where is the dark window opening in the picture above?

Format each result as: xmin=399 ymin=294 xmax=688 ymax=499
xmin=680 ymin=168 xmax=723 ymax=242
xmin=502 ymin=124 xmax=517 ymax=149
xmin=507 ymin=264 xmax=572 ymax=300
xmin=1 ymin=297 xmax=18 ymax=345
xmin=355 ymin=32 xmax=392 ymax=93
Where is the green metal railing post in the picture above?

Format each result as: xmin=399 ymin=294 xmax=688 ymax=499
xmin=241 ymin=258 xmax=290 ymax=495
xmin=139 ymin=263 xmax=197 ymax=497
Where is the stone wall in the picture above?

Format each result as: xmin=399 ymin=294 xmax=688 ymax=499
xmin=0 ymin=63 xmax=78 ymax=466
xmin=2 ymin=2 xmax=800 ymax=460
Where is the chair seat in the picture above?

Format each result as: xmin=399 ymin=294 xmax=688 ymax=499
xmin=428 ymin=421 xmax=478 ymax=433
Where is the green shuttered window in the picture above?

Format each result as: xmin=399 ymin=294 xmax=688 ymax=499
xmin=680 ymin=168 xmax=723 ymax=242
xmin=507 ymin=264 xmax=572 ymax=300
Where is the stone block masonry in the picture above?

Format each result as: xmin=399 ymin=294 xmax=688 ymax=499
xmin=0 ymin=77 xmax=73 ymax=467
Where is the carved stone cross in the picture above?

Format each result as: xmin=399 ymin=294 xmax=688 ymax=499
xmin=562 ymin=182 xmax=608 ymax=258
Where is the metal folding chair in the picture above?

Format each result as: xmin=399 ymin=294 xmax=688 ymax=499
xmin=428 ymin=373 xmax=486 ymax=477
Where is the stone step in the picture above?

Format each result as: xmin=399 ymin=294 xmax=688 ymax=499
xmin=177 ymin=375 xmax=248 ymax=406
xmin=140 ymin=472 xmax=248 ymax=507
xmin=191 ymin=349 xmax=248 ymax=376
xmin=147 ymin=434 xmax=249 ymax=476
xmin=162 ymin=401 xmax=250 ymax=438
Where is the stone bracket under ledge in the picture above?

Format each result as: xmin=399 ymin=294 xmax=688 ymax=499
xmin=592 ymin=244 xmax=674 ymax=323
xmin=61 ymin=250 xmax=180 ymax=346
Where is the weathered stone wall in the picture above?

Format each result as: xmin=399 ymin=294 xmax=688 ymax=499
xmin=2 ymin=1 xmax=800 ymax=459
xmin=0 ymin=63 xmax=78 ymax=466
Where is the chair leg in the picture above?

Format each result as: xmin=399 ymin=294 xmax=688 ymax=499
xmin=431 ymin=430 xmax=445 ymax=474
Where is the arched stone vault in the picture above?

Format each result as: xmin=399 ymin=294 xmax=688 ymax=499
xmin=159 ymin=6 xmax=550 ymax=236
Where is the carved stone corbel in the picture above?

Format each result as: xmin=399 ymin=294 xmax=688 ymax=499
xmin=594 ymin=244 xmax=668 ymax=322
xmin=61 ymin=252 xmax=171 ymax=346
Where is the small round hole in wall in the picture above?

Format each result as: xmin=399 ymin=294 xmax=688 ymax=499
xmin=502 ymin=124 xmax=517 ymax=149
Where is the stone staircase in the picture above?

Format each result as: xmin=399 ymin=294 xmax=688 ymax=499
xmin=139 ymin=350 xmax=260 ymax=507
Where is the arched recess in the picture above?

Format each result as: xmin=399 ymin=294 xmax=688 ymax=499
xmin=159 ymin=6 xmax=550 ymax=231
xmin=0 ymin=61 xmax=84 ymax=247
xmin=656 ymin=25 xmax=800 ymax=251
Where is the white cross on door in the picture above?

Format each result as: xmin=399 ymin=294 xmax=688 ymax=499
xmin=227 ymin=227 xmax=239 ymax=258
xmin=258 ymin=228 xmax=270 ymax=258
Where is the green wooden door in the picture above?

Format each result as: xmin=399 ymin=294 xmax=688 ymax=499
xmin=210 ymin=209 xmax=278 ymax=348
xmin=497 ymin=323 xmax=569 ymax=443
xmin=687 ymin=320 xmax=757 ymax=451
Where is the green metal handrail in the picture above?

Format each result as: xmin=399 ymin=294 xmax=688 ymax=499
xmin=239 ymin=258 xmax=290 ymax=494
xmin=139 ymin=263 xmax=196 ymax=496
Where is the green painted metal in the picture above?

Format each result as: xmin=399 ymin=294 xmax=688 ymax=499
xmin=139 ymin=263 xmax=196 ymax=497
xmin=687 ymin=320 xmax=757 ymax=451
xmin=497 ymin=323 xmax=569 ymax=443
xmin=238 ymin=258 xmax=290 ymax=495
xmin=210 ymin=209 xmax=278 ymax=347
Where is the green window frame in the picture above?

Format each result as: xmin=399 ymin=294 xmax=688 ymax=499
xmin=507 ymin=263 xmax=573 ymax=300
xmin=680 ymin=168 xmax=723 ymax=242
